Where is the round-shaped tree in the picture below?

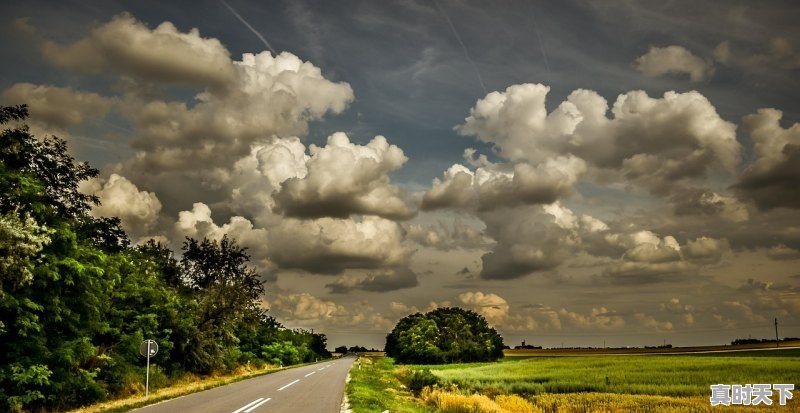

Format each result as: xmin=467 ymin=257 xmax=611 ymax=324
xmin=385 ymin=307 xmax=504 ymax=364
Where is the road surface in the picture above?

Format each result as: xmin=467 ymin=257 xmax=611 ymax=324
xmin=134 ymin=356 xmax=355 ymax=413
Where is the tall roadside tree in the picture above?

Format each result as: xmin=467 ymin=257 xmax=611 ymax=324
xmin=0 ymin=105 xmax=120 ymax=410
xmin=179 ymin=236 xmax=265 ymax=373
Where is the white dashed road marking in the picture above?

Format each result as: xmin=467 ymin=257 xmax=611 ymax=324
xmin=232 ymin=398 xmax=264 ymax=413
xmin=243 ymin=398 xmax=270 ymax=413
xmin=277 ymin=379 xmax=300 ymax=391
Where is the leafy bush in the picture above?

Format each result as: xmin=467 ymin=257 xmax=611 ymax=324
xmin=408 ymin=368 xmax=440 ymax=394
xmin=261 ymin=341 xmax=303 ymax=366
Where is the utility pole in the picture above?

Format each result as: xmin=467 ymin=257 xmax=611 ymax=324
xmin=775 ymin=318 xmax=779 ymax=348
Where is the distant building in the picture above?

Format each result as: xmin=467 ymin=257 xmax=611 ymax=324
xmin=514 ymin=340 xmax=542 ymax=350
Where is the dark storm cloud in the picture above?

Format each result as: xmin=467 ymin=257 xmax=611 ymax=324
xmin=407 ymin=220 xmax=492 ymax=251
xmin=670 ymin=187 xmax=750 ymax=223
xmin=766 ymin=245 xmax=800 ymax=261
xmin=266 ymin=216 xmax=412 ymax=274
xmin=734 ymin=109 xmax=800 ymax=210
xmin=325 ymin=267 xmax=419 ymax=293
xmin=38 ymin=13 xmax=238 ymax=91
xmin=600 ymin=262 xmax=698 ymax=285
xmin=477 ymin=205 xmax=573 ymax=280
xmin=0 ymin=83 xmax=113 ymax=132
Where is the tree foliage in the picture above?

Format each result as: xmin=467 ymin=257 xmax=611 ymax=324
xmin=0 ymin=106 xmax=330 ymax=412
xmin=385 ymin=307 xmax=505 ymax=364
xmin=0 ymin=210 xmax=52 ymax=291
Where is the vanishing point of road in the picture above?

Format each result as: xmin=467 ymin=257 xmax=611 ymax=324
xmin=134 ymin=355 xmax=355 ymax=413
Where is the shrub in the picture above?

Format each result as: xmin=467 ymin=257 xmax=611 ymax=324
xmin=407 ymin=368 xmax=439 ymax=394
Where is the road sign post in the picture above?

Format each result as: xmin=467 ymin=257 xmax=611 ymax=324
xmin=139 ymin=339 xmax=158 ymax=397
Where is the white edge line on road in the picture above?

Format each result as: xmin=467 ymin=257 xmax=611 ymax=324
xmin=244 ymin=398 xmax=271 ymax=413
xmin=232 ymin=398 xmax=264 ymax=413
xmin=277 ymin=379 xmax=300 ymax=391
xmin=305 ymin=371 xmax=316 ymax=377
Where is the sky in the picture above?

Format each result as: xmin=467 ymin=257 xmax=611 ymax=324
xmin=1 ymin=0 xmax=799 ymax=350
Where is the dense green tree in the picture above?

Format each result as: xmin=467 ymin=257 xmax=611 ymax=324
xmin=0 ymin=105 xmax=331 ymax=411
xmin=0 ymin=105 xmax=114 ymax=410
xmin=137 ymin=240 xmax=183 ymax=290
xmin=179 ymin=236 xmax=265 ymax=373
xmin=95 ymin=248 xmax=196 ymax=390
xmin=77 ymin=216 xmax=129 ymax=253
xmin=0 ymin=210 xmax=52 ymax=292
xmin=0 ymin=105 xmax=99 ymax=222
xmin=385 ymin=307 xmax=504 ymax=364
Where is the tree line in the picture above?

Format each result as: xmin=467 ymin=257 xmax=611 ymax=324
xmin=0 ymin=105 xmax=330 ymax=412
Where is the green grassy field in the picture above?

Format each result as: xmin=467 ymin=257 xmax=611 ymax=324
xmin=348 ymin=349 xmax=800 ymax=412
xmin=428 ymin=349 xmax=800 ymax=397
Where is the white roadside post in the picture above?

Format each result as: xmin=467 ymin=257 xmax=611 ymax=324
xmin=139 ymin=339 xmax=159 ymax=397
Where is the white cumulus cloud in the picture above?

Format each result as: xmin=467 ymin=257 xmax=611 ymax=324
xmin=274 ymin=132 xmax=413 ymax=220
xmin=458 ymin=84 xmax=740 ymax=196
xmin=81 ymin=173 xmax=162 ymax=240
xmin=635 ymin=45 xmax=714 ymax=82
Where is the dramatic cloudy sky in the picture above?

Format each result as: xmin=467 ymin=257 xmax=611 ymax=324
xmin=2 ymin=0 xmax=799 ymax=349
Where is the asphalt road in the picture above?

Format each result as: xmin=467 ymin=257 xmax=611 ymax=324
xmin=134 ymin=356 xmax=355 ymax=413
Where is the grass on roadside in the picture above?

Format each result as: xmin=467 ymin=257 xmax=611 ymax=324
xmin=346 ymin=356 xmax=435 ymax=413
xmin=67 ymin=361 xmax=322 ymax=413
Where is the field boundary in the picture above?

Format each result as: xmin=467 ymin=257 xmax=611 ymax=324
xmin=505 ymin=340 xmax=800 ymax=357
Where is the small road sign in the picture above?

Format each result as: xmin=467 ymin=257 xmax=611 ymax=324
xmin=140 ymin=339 xmax=159 ymax=357
xmin=140 ymin=339 xmax=158 ymax=397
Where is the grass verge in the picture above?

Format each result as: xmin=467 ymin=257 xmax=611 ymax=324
xmin=346 ymin=356 xmax=434 ymax=413
xmin=66 ymin=361 xmax=324 ymax=413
